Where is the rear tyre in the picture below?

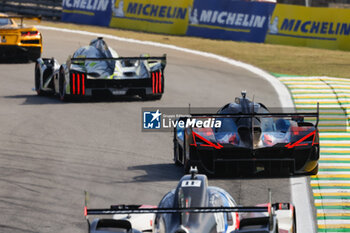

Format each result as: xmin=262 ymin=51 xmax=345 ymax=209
xmin=173 ymin=141 xmax=182 ymax=166
xmin=183 ymin=157 xmax=191 ymax=174
xmin=292 ymin=207 xmax=297 ymax=233
xmin=275 ymin=223 xmax=279 ymax=233
xmin=183 ymin=138 xmax=191 ymax=174
xmin=35 ymin=63 xmax=44 ymax=96
xmin=309 ymin=164 xmax=319 ymax=175
xmin=59 ymin=68 xmax=70 ymax=102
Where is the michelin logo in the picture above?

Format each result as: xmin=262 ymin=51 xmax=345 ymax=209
xmin=63 ymin=0 xmax=109 ymax=11
xmin=112 ymin=0 xmax=124 ymax=17
xmin=271 ymin=17 xmax=350 ymax=35
xmin=125 ymin=2 xmax=187 ymax=19
xmin=189 ymin=8 xmax=266 ymax=28
xmin=143 ymin=110 xmax=162 ymax=129
xmin=269 ymin=16 xmax=279 ymax=34
xmin=189 ymin=6 xmax=199 ymax=25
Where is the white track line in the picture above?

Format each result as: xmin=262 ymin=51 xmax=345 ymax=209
xmin=36 ymin=25 xmax=314 ymax=233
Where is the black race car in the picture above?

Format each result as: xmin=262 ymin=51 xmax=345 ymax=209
xmin=173 ymin=92 xmax=319 ymax=176
xmin=34 ymin=37 xmax=166 ymax=101
xmin=85 ymin=168 xmax=296 ymax=233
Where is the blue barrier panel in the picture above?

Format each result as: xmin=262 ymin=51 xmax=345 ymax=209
xmin=61 ymin=0 xmax=112 ymax=26
xmin=186 ymin=1 xmax=275 ymax=43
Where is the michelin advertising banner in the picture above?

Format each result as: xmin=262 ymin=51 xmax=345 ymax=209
xmin=62 ymin=0 xmax=112 ymax=26
xmin=186 ymin=1 xmax=275 ymax=43
xmin=266 ymin=4 xmax=350 ymax=50
xmin=110 ymin=0 xmax=193 ymax=35
xmin=60 ymin=0 xmax=276 ymax=43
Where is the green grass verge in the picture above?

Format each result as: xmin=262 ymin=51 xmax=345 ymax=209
xmin=40 ymin=21 xmax=350 ymax=78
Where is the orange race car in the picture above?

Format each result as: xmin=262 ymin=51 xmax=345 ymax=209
xmin=0 ymin=13 xmax=42 ymax=61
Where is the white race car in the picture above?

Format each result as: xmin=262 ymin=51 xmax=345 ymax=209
xmin=85 ymin=168 xmax=296 ymax=233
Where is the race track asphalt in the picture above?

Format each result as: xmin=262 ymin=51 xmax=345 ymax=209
xmin=0 ymin=29 xmax=294 ymax=232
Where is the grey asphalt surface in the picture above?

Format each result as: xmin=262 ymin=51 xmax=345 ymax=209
xmin=0 ymin=29 xmax=292 ymax=232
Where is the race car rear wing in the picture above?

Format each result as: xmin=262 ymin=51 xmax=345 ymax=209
xmin=85 ymin=202 xmax=293 ymax=233
xmin=71 ymin=55 xmax=166 ymax=62
xmin=84 ymin=186 xmax=294 ymax=232
xmin=190 ymin=105 xmax=320 ymax=128
xmin=85 ymin=201 xmax=293 ymax=216
xmin=0 ymin=15 xmax=41 ymax=26
xmin=70 ymin=56 xmax=167 ymax=72
xmin=85 ymin=205 xmax=269 ymax=216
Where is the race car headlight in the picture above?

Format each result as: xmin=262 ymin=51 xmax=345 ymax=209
xmin=21 ymin=31 xmax=39 ymax=36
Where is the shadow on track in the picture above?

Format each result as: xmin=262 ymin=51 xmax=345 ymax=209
xmin=208 ymin=172 xmax=302 ymax=181
xmin=3 ymin=94 xmax=160 ymax=105
xmin=127 ymin=163 xmax=309 ymax=183
xmin=0 ymin=224 xmax=37 ymax=233
xmin=4 ymin=95 xmax=62 ymax=105
xmin=0 ymin=59 xmax=32 ymax=64
xmin=128 ymin=163 xmax=183 ymax=182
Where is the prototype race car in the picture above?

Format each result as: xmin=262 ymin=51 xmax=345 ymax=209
xmin=173 ymin=92 xmax=319 ymax=176
xmin=85 ymin=168 xmax=296 ymax=233
xmin=0 ymin=14 xmax=42 ymax=61
xmin=35 ymin=37 xmax=166 ymax=101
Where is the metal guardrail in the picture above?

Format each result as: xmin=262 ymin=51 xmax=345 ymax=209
xmin=0 ymin=0 xmax=62 ymax=18
xmin=278 ymin=0 xmax=350 ymax=7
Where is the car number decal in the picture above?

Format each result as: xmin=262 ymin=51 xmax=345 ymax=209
xmin=181 ymin=180 xmax=201 ymax=187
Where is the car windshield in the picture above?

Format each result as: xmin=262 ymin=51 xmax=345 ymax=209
xmin=215 ymin=106 xmax=276 ymax=133
xmin=256 ymin=107 xmax=275 ymax=132
xmin=215 ymin=117 xmax=238 ymax=133
xmin=0 ymin=18 xmax=11 ymax=26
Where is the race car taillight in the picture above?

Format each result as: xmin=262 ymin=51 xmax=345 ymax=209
xmin=291 ymin=125 xmax=312 ymax=135
xmin=235 ymin=213 xmax=240 ymax=229
xmin=71 ymin=72 xmax=86 ymax=96
xmin=277 ymin=203 xmax=292 ymax=210
xmin=152 ymin=70 xmax=163 ymax=94
xmin=285 ymin=130 xmax=317 ymax=149
xmin=21 ymin=31 xmax=39 ymax=36
xmin=190 ymin=131 xmax=223 ymax=149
